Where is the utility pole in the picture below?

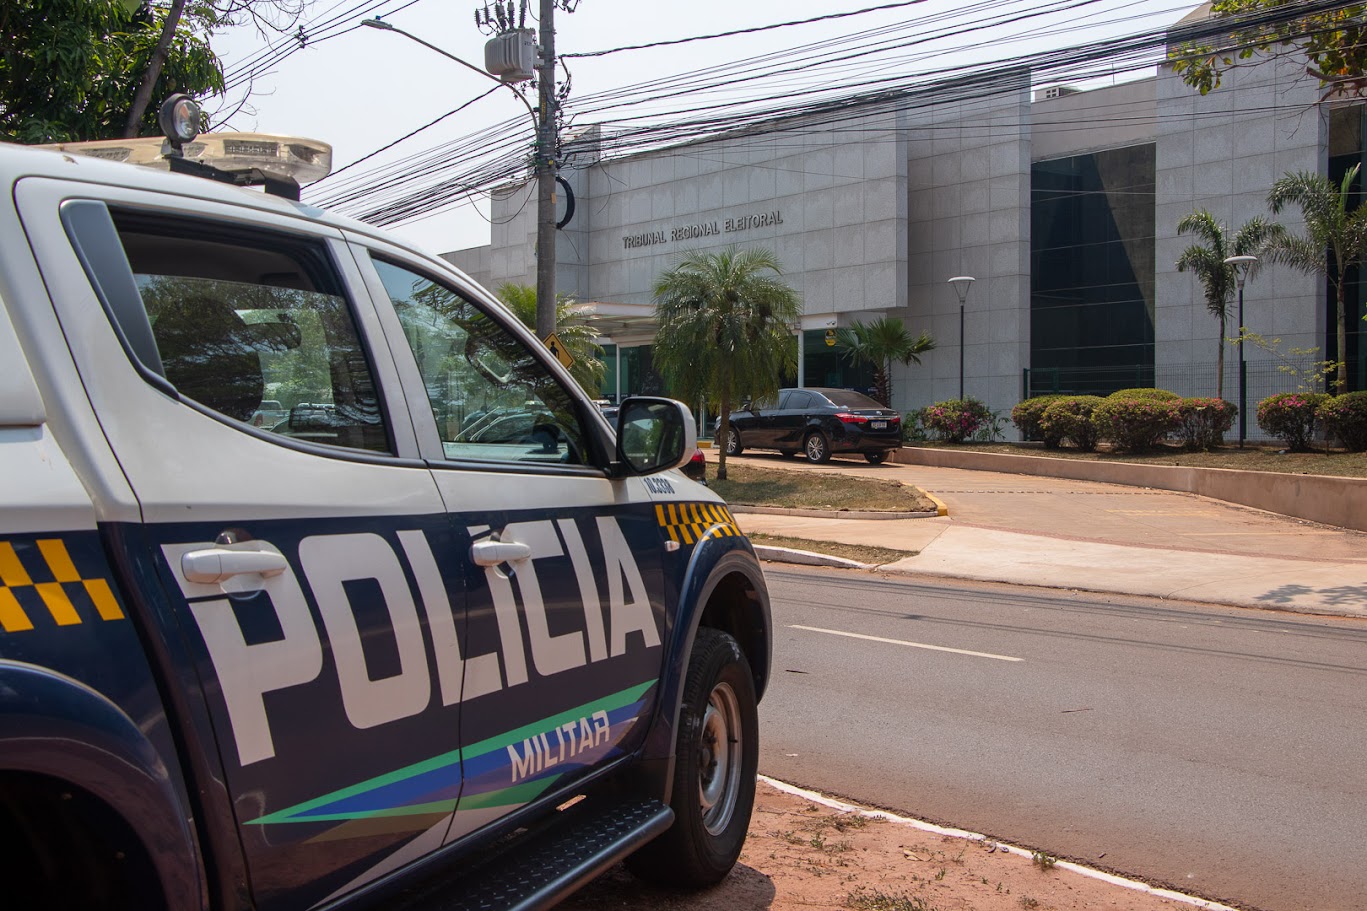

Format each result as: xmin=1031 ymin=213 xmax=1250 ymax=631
xmin=476 ymin=0 xmax=569 ymax=339
xmin=534 ymin=0 xmax=558 ymax=340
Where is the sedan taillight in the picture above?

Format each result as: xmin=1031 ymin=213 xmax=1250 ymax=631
xmin=835 ymin=412 xmax=868 ymax=424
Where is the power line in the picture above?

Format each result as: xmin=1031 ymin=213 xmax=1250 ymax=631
xmin=317 ymin=0 xmax=1366 ymax=227
xmin=561 ymin=0 xmax=934 ymax=59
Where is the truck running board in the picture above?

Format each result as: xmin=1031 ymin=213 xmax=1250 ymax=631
xmin=395 ymin=797 xmax=674 ymax=911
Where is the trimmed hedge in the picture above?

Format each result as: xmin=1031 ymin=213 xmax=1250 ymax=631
xmin=1256 ymin=393 xmax=1328 ymax=451
xmin=1318 ymin=391 xmax=1367 ymax=452
xmin=1176 ymin=398 xmax=1237 ymax=451
xmin=1092 ymin=396 xmax=1183 ymax=452
xmin=1039 ymin=396 xmax=1103 ymax=451
xmin=1011 ymin=395 xmax=1066 ymax=447
xmin=1109 ymin=387 xmax=1181 ymax=402
xmin=921 ymin=398 xmax=994 ymax=443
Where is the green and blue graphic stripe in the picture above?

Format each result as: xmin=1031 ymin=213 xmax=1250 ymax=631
xmin=248 ymin=680 xmax=656 ymax=826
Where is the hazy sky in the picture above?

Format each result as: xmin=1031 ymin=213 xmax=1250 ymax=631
xmin=214 ymin=0 xmax=1197 ymax=255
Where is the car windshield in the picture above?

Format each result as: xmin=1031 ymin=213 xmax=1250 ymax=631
xmin=821 ymin=389 xmax=885 ymax=409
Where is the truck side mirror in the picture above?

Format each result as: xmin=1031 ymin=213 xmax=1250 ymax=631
xmin=615 ymin=397 xmax=696 ymax=475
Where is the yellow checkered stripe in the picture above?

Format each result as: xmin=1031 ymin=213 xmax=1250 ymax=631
xmin=0 ymin=539 xmax=125 ymax=634
xmin=655 ymin=502 xmax=742 ymax=547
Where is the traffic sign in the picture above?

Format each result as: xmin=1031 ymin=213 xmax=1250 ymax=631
xmin=544 ymin=332 xmax=574 ymax=368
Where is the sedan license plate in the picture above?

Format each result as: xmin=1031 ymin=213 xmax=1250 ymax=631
xmin=871 ymin=420 xmax=888 ymax=429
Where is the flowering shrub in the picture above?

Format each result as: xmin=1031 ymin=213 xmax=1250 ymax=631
xmin=920 ymin=398 xmax=994 ymax=443
xmin=1317 ymin=391 xmax=1367 ymax=452
xmin=1092 ymin=396 xmax=1183 ymax=452
xmin=1109 ymin=387 xmax=1181 ymax=402
xmin=1176 ymin=398 xmax=1237 ymax=451
xmin=1257 ymin=393 xmax=1328 ymax=451
xmin=1038 ymin=396 xmax=1103 ymax=451
xmin=1011 ymin=395 xmax=1066 ymax=447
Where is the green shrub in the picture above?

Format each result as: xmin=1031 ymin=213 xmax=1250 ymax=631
xmin=1011 ymin=395 xmax=1066 ymax=447
xmin=1318 ymin=391 xmax=1367 ymax=452
xmin=1092 ymin=396 xmax=1182 ymax=452
xmin=920 ymin=398 xmax=994 ymax=443
xmin=1108 ymin=387 xmax=1181 ymax=401
xmin=1256 ymin=393 xmax=1328 ymax=452
xmin=1176 ymin=398 xmax=1237 ymax=451
xmin=900 ymin=411 xmax=928 ymax=442
xmin=970 ymin=407 xmax=1009 ymax=443
xmin=1038 ymin=396 xmax=1103 ymax=451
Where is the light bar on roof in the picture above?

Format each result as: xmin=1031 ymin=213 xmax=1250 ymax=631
xmin=40 ymin=132 xmax=333 ymax=184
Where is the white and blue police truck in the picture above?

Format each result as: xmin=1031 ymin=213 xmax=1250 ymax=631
xmin=0 ymin=101 xmax=771 ymax=911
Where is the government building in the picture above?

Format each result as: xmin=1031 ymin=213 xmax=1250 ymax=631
xmin=443 ymin=6 xmax=1364 ymax=436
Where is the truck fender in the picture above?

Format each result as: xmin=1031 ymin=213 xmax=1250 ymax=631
xmin=0 ymin=660 xmax=203 ymax=910
xmin=637 ymin=533 xmax=771 ymax=799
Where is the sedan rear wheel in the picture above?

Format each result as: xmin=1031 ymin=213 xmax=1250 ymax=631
xmin=865 ymin=451 xmax=888 ymax=464
xmin=804 ymin=432 xmax=831 ymax=464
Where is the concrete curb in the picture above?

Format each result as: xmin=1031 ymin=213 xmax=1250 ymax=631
xmin=731 ymin=504 xmax=938 ymax=521
xmin=894 ymin=446 xmax=1367 ymax=532
xmin=751 ymin=545 xmax=871 ymax=570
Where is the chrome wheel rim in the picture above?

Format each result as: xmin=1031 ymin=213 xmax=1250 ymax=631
xmin=698 ymin=681 xmax=742 ymax=836
xmin=806 ymin=435 xmax=825 ymax=460
xmin=726 ymin=431 xmax=739 ymax=455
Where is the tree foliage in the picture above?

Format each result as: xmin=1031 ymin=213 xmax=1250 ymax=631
xmin=652 ymin=247 xmax=800 ymax=481
xmin=494 ymin=283 xmax=606 ymax=396
xmin=833 ymin=316 xmax=935 ymax=408
xmin=1169 ymin=1 xmax=1367 ymax=97
xmin=1263 ymin=163 xmax=1367 ymax=392
xmin=1175 ymin=210 xmax=1275 ymax=399
xmin=1 ymin=0 xmax=226 ymax=143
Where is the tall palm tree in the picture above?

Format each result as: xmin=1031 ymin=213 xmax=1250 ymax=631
xmin=833 ymin=317 xmax=935 ymax=408
xmin=1265 ymin=164 xmax=1367 ymax=393
xmin=652 ymin=247 xmax=801 ymax=481
xmin=1175 ymin=210 xmax=1275 ymax=400
xmin=495 ymin=283 xmax=606 ymax=395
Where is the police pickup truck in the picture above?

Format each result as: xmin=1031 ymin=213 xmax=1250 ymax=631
xmin=0 ymin=109 xmax=770 ymax=911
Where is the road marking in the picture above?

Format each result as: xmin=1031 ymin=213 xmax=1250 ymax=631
xmin=789 ymin=624 xmax=1023 ymax=662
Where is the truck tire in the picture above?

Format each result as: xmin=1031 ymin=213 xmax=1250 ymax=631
xmin=627 ymin=628 xmax=758 ymax=887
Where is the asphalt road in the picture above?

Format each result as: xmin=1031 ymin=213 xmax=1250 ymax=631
xmin=757 ymin=566 xmax=1367 ymax=911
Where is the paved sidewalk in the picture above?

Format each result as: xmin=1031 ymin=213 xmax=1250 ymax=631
xmin=709 ymin=451 xmax=1367 ymax=619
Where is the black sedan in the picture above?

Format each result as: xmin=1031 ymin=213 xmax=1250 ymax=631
xmin=716 ymin=387 xmax=902 ymax=464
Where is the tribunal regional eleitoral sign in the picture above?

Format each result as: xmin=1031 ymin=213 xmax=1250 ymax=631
xmin=622 ymin=210 xmax=784 ymax=249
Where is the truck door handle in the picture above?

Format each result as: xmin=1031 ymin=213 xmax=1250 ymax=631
xmin=182 ymin=546 xmax=289 ymax=584
xmin=471 ymin=540 xmax=532 ymax=566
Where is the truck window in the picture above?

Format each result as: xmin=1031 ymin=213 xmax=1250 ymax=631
xmin=109 ymin=211 xmax=391 ymax=453
xmin=368 ymin=257 xmax=588 ymax=466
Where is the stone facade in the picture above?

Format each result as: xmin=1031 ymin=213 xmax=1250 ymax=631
xmin=444 ymin=43 xmax=1352 ymax=434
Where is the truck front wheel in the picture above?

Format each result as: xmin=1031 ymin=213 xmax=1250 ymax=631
xmin=627 ymin=628 xmax=759 ymax=887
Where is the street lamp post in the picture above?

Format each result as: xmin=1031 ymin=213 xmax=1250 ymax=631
xmin=362 ymin=18 xmax=556 ymax=335
xmin=1224 ymin=255 xmax=1258 ymax=447
xmin=948 ymin=276 xmax=976 ymax=401
xmin=361 ymin=20 xmax=538 ymax=125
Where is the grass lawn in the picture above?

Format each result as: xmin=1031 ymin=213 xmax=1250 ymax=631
xmin=709 ymin=463 xmax=937 ymax=513
xmin=910 ymin=441 xmax=1367 ymax=479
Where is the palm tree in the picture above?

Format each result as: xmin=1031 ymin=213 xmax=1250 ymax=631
xmin=1175 ymin=210 xmax=1275 ymax=400
xmin=652 ymin=247 xmax=801 ymax=481
xmin=833 ymin=317 xmax=935 ymax=408
xmin=495 ymin=283 xmax=606 ymax=395
xmin=1265 ymin=164 xmax=1367 ymax=392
